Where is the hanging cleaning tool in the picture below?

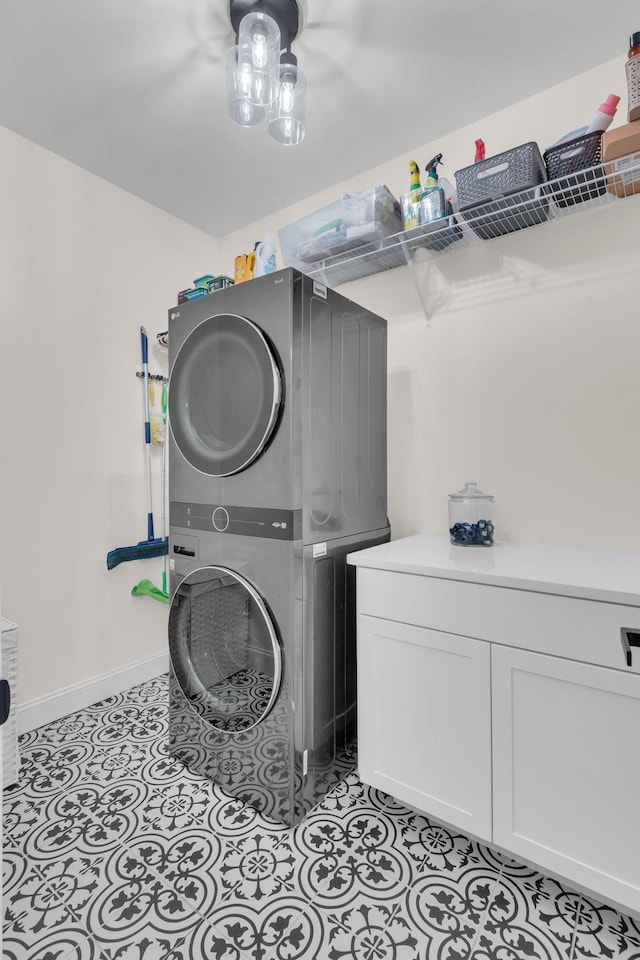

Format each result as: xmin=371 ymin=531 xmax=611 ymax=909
xmin=106 ymin=327 xmax=169 ymax=571
xmin=160 ymin=381 xmax=168 ymax=598
xmin=149 ymin=379 xmax=165 ymax=446
xmin=131 ymin=374 xmax=169 ymax=604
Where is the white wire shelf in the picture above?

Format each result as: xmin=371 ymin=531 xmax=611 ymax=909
xmin=299 ymin=151 xmax=640 ymax=288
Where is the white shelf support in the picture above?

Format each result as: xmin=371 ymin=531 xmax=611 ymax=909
xmin=400 ymin=237 xmax=433 ymax=328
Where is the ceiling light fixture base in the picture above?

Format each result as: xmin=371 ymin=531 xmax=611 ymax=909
xmin=229 ymin=0 xmax=300 ymax=49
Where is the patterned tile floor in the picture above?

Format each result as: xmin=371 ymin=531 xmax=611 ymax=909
xmin=3 ymin=673 xmax=640 ymax=960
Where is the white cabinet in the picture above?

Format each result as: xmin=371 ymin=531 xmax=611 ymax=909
xmin=349 ymin=534 xmax=640 ymax=917
xmin=492 ymin=644 xmax=640 ymax=914
xmin=357 ymin=615 xmax=492 ymax=841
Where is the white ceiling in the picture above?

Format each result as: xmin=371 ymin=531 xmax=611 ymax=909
xmin=1 ymin=0 xmax=638 ymax=238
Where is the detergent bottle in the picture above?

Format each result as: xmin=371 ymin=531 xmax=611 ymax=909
xmin=254 ymin=234 xmax=277 ymax=276
xmin=246 ymin=243 xmax=257 ymax=280
xmin=585 ymin=94 xmax=620 ymax=133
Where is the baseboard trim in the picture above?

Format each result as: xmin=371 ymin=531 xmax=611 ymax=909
xmin=17 ymin=651 xmax=170 ymax=734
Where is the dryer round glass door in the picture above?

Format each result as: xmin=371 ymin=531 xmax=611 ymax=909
xmin=168 ymin=566 xmax=282 ymax=732
xmin=169 ymin=313 xmax=282 ymax=476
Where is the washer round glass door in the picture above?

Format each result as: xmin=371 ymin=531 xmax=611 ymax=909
xmin=169 ymin=313 xmax=282 ymax=476
xmin=169 ymin=566 xmax=282 ymax=732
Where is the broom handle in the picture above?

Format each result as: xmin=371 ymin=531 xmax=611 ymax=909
xmin=141 ymin=326 xmax=155 ymax=541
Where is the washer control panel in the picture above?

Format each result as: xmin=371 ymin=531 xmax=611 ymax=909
xmin=170 ymin=501 xmax=302 ymax=541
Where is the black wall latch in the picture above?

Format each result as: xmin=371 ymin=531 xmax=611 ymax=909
xmin=621 ymin=629 xmax=640 ymax=668
xmin=0 ymin=679 xmax=10 ymax=726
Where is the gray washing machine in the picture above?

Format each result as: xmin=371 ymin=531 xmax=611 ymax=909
xmin=167 ymin=267 xmax=389 ymax=825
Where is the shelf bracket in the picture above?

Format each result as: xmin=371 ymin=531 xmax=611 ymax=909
xmin=400 ymin=239 xmax=432 ymax=328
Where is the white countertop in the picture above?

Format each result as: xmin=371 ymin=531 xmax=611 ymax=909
xmin=347 ymin=534 xmax=640 ymax=606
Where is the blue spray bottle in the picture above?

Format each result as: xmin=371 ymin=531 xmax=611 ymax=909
xmin=419 ymin=154 xmax=446 ymax=224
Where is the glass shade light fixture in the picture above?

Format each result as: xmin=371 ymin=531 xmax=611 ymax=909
xmin=237 ymin=10 xmax=281 ymax=107
xmin=269 ymin=51 xmax=306 ymax=145
xmin=227 ymin=0 xmax=306 ymax=145
xmin=226 ymin=46 xmax=265 ymax=126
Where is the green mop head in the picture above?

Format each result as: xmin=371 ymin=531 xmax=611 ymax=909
xmin=131 ymin=579 xmax=169 ymax=604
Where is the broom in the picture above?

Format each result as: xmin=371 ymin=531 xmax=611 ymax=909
xmin=106 ymin=327 xmax=168 ymax=572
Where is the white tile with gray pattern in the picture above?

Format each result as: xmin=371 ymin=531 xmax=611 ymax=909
xmin=3 ymin=675 xmax=639 ymax=960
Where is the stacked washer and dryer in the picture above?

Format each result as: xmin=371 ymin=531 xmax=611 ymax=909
xmin=167 ymin=267 xmax=389 ymax=826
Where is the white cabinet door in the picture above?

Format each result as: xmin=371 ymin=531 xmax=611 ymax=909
xmin=357 ymin=614 xmax=492 ymax=841
xmin=492 ymin=644 xmax=640 ymax=916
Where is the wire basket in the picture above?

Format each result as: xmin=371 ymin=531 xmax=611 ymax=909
xmin=403 ymin=215 xmax=464 ymax=254
xmin=456 ymin=142 xmax=548 ymax=238
xmin=460 ymin=188 xmax=549 ymax=240
xmin=455 ymin=142 xmax=546 ymax=207
xmin=543 ymin=131 xmax=604 ymax=207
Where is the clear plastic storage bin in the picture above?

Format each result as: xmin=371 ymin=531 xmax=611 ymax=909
xmin=278 ymin=185 xmax=403 ymax=269
xmin=448 ymin=482 xmax=495 ymax=546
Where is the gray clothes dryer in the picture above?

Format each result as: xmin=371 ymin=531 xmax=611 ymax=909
xmin=167 ymin=267 xmax=389 ymax=825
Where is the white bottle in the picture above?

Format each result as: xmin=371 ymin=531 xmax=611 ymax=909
xmin=548 ymin=94 xmax=620 ymax=150
xmin=254 ymin=234 xmax=277 ymax=277
xmin=585 ymin=94 xmax=620 ymax=133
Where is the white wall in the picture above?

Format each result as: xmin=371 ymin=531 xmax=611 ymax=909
xmin=2 ymin=54 xmax=639 ymax=715
xmin=220 ymin=56 xmax=640 ymax=550
xmin=0 ymin=127 xmax=219 ymax=709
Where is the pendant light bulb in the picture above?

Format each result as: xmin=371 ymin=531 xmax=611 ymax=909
xmin=280 ymin=77 xmax=295 ymax=114
xmin=269 ymin=53 xmax=306 ymax=146
xmin=236 ymin=11 xmax=281 ymax=106
xmin=237 ymin=57 xmax=252 ymax=98
xmin=251 ymin=23 xmax=268 ymax=69
xmin=226 ymin=45 xmax=265 ymax=126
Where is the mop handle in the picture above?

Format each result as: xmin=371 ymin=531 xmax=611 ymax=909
xmin=161 ymin=381 xmax=168 ymax=594
xmin=160 ymin=382 xmax=167 ymax=538
xmin=140 ymin=326 xmax=154 ymax=541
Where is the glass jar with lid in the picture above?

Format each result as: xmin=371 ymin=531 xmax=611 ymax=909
xmin=448 ymin=482 xmax=495 ymax=546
